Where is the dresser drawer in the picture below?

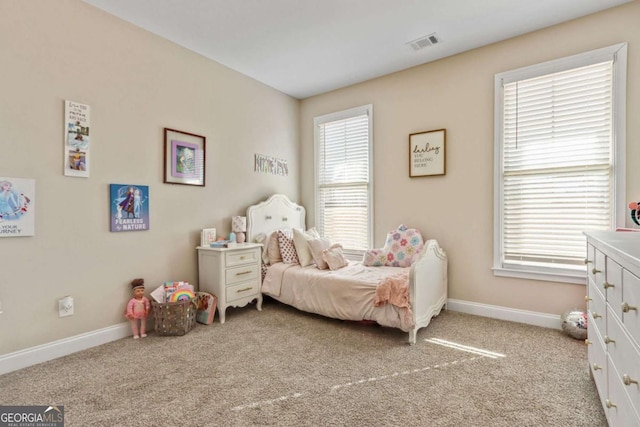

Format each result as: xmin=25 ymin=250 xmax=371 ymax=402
xmin=606 ymin=308 xmax=640 ymax=412
xmin=589 ymin=247 xmax=606 ymax=285
xmin=226 ymin=280 xmax=260 ymax=303
xmin=226 ymin=264 xmax=259 ymax=285
xmin=587 ymin=313 xmax=608 ymax=410
xmin=588 ymin=279 xmax=607 ymax=336
xmin=226 ymin=248 xmax=259 ymax=267
xmin=622 ymin=269 xmax=640 ymax=346
xmin=607 ymin=357 xmax=640 ymax=426
xmin=606 ymin=257 xmax=623 ymax=318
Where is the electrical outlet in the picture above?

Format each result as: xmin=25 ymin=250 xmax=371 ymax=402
xmin=58 ymin=296 xmax=74 ymax=318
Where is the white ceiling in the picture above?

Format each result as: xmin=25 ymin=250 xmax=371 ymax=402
xmin=82 ymin=0 xmax=631 ymax=99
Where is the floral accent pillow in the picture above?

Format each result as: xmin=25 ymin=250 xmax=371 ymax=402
xmin=362 ymin=225 xmax=424 ymax=267
xmin=277 ymin=229 xmax=299 ymax=264
xmin=322 ymin=244 xmax=349 ymax=271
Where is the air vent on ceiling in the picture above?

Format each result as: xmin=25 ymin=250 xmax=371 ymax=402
xmin=407 ymin=33 xmax=440 ymax=51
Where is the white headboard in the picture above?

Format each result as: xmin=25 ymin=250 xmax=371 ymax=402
xmin=246 ymin=194 xmax=306 ymax=243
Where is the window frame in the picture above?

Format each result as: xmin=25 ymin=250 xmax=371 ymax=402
xmin=313 ymin=104 xmax=374 ymax=258
xmin=493 ymin=43 xmax=627 ymax=284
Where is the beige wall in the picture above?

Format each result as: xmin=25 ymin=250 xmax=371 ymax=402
xmin=300 ymin=2 xmax=640 ymax=315
xmin=0 ymin=0 xmax=299 ymax=354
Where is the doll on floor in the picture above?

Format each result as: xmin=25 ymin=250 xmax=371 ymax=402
xmin=125 ymin=278 xmax=150 ymax=339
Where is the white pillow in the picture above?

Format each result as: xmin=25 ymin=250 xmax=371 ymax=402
xmin=308 ymin=237 xmax=332 ymax=270
xmin=267 ymin=230 xmax=284 ymax=264
xmin=292 ymin=227 xmax=320 ymax=267
xmin=254 ymin=232 xmax=270 ymax=265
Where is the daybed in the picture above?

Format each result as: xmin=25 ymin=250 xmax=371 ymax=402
xmin=246 ymin=194 xmax=448 ymax=344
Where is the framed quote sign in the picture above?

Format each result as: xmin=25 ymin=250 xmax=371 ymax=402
xmin=409 ymin=129 xmax=446 ymax=177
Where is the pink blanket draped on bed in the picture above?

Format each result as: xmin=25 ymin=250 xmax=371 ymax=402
xmin=374 ymin=271 xmax=415 ymax=329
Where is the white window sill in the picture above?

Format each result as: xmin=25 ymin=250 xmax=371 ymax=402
xmin=492 ymin=267 xmax=586 ymax=285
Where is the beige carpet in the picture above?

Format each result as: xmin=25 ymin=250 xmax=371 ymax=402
xmin=0 ymin=299 xmax=606 ymax=426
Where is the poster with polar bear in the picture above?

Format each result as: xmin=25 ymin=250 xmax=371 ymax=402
xmin=0 ymin=177 xmax=35 ymax=237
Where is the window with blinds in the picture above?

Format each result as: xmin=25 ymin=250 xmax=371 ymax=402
xmin=314 ymin=105 xmax=373 ymax=256
xmin=494 ymin=44 xmax=626 ymax=283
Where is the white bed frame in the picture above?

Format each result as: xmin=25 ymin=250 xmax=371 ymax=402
xmin=247 ymin=194 xmax=448 ymax=344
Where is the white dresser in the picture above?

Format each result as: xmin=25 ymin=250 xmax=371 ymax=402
xmin=197 ymin=243 xmax=263 ymax=323
xmin=585 ymin=231 xmax=640 ymax=426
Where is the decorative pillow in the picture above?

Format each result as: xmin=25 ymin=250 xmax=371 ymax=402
xmin=362 ymin=248 xmax=386 ymax=267
xmin=267 ymin=230 xmax=283 ymax=264
xmin=277 ymin=229 xmax=299 ymax=264
xmin=292 ymin=227 xmax=320 ymax=267
xmin=363 ymin=225 xmax=424 ymax=267
xmin=308 ymin=237 xmax=332 ymax=270
xmin=323 ymin=244 xmax=349 ymax=271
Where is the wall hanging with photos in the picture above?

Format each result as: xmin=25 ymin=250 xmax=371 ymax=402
xmin=64 ymin=100 xmax=91 ymax=178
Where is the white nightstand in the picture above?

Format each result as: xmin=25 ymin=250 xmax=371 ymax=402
xmin=197 ymin=243 xmax=263 ymax=323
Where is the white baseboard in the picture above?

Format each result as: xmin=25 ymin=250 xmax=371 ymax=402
xmin=446 ymin=299 xmax=561 ymax=330
xmin=0 ymin=322 xmax=130 ymax=376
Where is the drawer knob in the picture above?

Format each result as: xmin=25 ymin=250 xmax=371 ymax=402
xmin=603 ymin=282 xmax=614 ymax=290
xmin=592 ymin=363 xmax=602 ymax=371
xmin=584 ymin=258 xmax=592 ymax=265
xmin=236 ymin=271 xmax=251 ymax=276
xmin=237 ymin=287 xmax=253 ymax=293
xmin=592 ymin=268 xmax=601 ymax=274
xmin=604 ymin=336 xmax=616 ymax=345
xmin=584 ymin=339 xmax=592 ymax=345
xmin=621 ymin=302 xmax=637 ymax=313
xmin=622 ymin=374 xmax=639 ymax=386
xmin=605 ymin=399 xmax=617 ymax=409
xmin=591 ymin=312 xmax=602 ymax=319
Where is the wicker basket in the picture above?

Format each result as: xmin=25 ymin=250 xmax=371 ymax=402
xmin=152 ymin=299 xmax=196 ymax=336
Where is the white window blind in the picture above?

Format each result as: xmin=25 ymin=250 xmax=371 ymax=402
xmin=315 ymin=105 xmax=372 ymax=255
xmin=494 ymin=43 xmax=626 ymax=283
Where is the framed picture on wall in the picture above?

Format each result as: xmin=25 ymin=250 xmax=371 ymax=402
xmin=163 ymin=128 xmax=206 ymax=186
xmin=409 ymin=129 xmax=446 ymax=177
xmin=109 ymin=184 xmax=150 ymax=232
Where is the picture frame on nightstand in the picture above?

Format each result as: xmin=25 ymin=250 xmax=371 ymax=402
xmin=201 ymin=228 xmax=217 ymax=246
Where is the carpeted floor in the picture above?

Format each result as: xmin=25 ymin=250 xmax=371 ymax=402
xmin=0 ymin=299 xmax=606 ymax=426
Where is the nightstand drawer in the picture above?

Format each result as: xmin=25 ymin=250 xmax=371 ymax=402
xmin=226 ymin=249 xmax=259 ymax=267
xmin=226 ymin=281 xmax=260 ymax=303
xmin=226 ymin=264 xmax=259 ymax=285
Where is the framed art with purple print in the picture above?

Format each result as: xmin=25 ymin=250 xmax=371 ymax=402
xmin=110 ymin=184 xmax=149 ymax=232
xmin=163 ymin=128 xmax=206 ymax=186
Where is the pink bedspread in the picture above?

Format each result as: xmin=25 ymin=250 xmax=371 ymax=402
xmin=262 ymin=261 xmax=415 ymax=331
